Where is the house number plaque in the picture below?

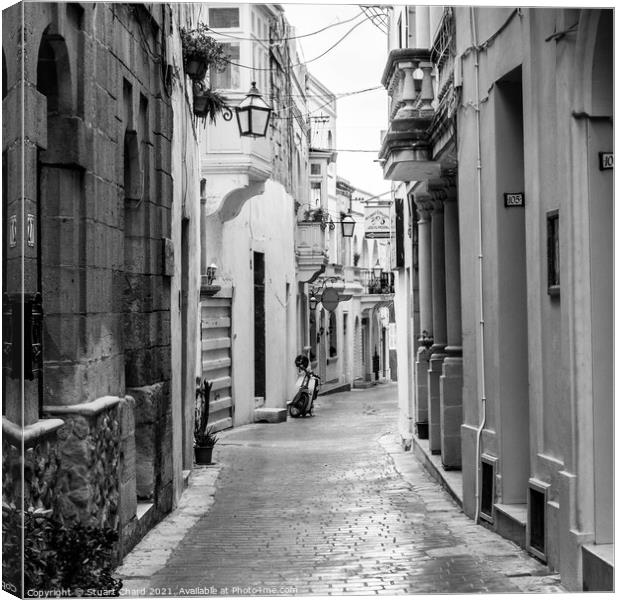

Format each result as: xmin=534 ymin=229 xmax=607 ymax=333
xmin=504 ymin=192 xmax=525 ymax=207
xmin=599 ymin=152 xmax=613 ymax=170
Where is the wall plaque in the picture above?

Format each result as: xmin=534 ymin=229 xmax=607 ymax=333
xmin=599 ymin=152 xmax=613 ymax=170
xmin=504 ymin=192 xmax=524 ymax=207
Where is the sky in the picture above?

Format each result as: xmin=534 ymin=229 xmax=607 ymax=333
xmin=281 ymin=2 xmax=391 ymax=197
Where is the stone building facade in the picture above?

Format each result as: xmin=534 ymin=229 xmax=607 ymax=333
xmin=198 ymin=3 xmax=306 ymax=429
xmin=2 ymin=1 xmax=201 ymax=561
xmin=381 ymin=5 xmax=613 ymax=591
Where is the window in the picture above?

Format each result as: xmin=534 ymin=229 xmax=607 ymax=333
xmin=208 ymin=7 xmax=239 ymax=28
xmin=546 ymin=210 xmax=560 ymax=296
xmin=310 ymin=181 xmax=321 ymax=208
xmin=310 ymin=163 xmax=321 ymax=175
xmin=211 ymin=43 xmax=240 ymax=90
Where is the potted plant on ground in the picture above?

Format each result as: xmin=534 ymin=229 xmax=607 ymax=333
xmin=180 ymin=23 xmax=228 ymax=81
xmin=194 ymin=379 xmax=218 ymax=465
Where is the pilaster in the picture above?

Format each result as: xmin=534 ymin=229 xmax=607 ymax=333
xmin=428 ymin=192 xmax=447 ymax=454
xmin=434 ymin=177 xmax=464 ymax=468
xmin=414 ymin=193 xmax=433 ymax=438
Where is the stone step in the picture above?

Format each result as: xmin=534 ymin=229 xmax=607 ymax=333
xmin=254 ymin=407 xmax=287 ymax=423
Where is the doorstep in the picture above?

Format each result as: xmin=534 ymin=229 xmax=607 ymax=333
xmin=582 ymin=543 xmax=614 ymax=591
xmin=410 ymin=435 xmax=463 ymax=507
xmin=494 ymin=503 xmax=527 ymax=548
xmin=352 ymin=378 xmax=376 ymax=389
xmin=319 ymin=381 xmax=351 ymax=396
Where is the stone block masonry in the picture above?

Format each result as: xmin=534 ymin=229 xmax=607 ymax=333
xmin=1 ymin=1 xmax=181 ymax=564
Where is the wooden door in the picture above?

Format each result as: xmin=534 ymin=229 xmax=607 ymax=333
xmin=201 ymin=293 xmax=233 ymax=432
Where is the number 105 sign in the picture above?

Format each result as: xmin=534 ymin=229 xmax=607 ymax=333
xmin=504 ymin=192 xmax=524 ymax=207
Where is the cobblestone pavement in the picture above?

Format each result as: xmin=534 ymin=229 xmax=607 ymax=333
xmin=118 ymin=384 xmax=565 ymax=595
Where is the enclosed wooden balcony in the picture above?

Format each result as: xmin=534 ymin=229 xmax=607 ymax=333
xmin=295 ymin=221 xmax=328 ymax=282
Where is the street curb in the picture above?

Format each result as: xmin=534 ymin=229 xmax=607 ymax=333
xmin=115 ymin=465 xmax=222 ymax=588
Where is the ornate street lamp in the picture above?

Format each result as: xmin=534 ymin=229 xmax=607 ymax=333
xmin=373 ymin=259 xmax=382 ymax=280
xmin=308 ymin=292 xmax=318 ymax=311
xmin=235 ymin=82 xmax=272 ymax=138
xmin=340 ymin=213 xmax=356 ymax=238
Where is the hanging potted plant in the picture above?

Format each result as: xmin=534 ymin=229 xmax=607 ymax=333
xmin=180 ymin=23 xmax=228 ymax=81
xmin=192 ymin=81 xmax=232 ymax=123
xmin=194 ymin=379 xmax=218 ymax=465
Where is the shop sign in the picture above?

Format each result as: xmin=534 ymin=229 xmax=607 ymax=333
xmin=504 ymin=192 xmax=524 ymax=207
xmin=321 ymin=287 xmax=339 ymax=312
xmin=365 ymin=206 xmax=391 ymax=239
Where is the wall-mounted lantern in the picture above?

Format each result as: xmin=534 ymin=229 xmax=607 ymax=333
xmin=308 ymin=293 xmax=318 ymax=311
xmin=235 ymin=82 xmax=272 ymax=138
xmin=373 ymin=260 xmax=383 ymax=280
xmin=340 ymin=213 xmax=356 ymax=238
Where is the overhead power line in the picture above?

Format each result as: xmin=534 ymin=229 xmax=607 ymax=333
xmin=360 ymin=5 xmax=390 ymax=35
xmin=220 ymin=12 xmax=368 ymax=72
xmin=205 ymin=12 xmax=364 ymax=43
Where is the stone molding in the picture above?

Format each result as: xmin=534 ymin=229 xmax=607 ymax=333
xmin=414 ymin=192 xmax=434 ymax=218
xmin=43 ymin=395 xmax=122 ymax=417
xmin=2 ymin=416 xmax=65 ymax=448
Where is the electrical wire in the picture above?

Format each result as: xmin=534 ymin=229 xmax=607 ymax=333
xmin=270 ymin=85 xmax=383 ymax=122
xmin=219 ymin=12 xmax=368 ymax=72
xmin=205 ymin=11 xmax=365 ymax=43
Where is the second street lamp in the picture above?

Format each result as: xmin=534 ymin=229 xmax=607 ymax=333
xmin=309 ymin=293 xmax=318 ymax=311
xmin=373 ymin=259 xmax=382 ymax=280
xmin=235 ymin=81 xmax=272 ymax=138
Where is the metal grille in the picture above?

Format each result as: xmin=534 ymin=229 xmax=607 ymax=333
xmin=480 ymin=460 xmax=494 ymax=521
xmin=529 ymin=487 xmax=546 ymax=556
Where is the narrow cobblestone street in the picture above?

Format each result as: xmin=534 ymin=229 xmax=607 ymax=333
xmin=118 ymin=384 xmax=564 ymax=595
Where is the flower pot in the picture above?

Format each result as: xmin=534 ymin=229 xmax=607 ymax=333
xmin=186 ymin=58 xmax=207 ymax=81
xmin=193 ymin=92 xmax=210 ymax=116
xmin=194 ymin=445 xmax=214 ymax=465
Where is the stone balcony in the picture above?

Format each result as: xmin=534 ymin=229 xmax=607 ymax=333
xmin=379 ymin=48 xmax=440 ymax=182
xmin=295 ymin=221 xmax=328 ymax=283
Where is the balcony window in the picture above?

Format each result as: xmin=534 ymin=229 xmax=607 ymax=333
xmin=310 ymin=163 xmax=321 ymax=175
xmin=310 ymin=181 xmax=322 ymax=208
xmin=208 ymin=7 xmax=239 ymax=28
xmin=211 ymin=43 xmax=240 ymax=90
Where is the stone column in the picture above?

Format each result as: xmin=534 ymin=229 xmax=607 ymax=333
xmin=440 ymin=187 xmax=463 ymax=469
xmin=414 ymin=194 xmax=433 ymax=439
xmin=428 ymin=194 xmax=447 ymax=454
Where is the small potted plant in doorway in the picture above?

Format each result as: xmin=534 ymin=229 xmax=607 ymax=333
xmin=194 ymin=378 xmax=218 ymax=465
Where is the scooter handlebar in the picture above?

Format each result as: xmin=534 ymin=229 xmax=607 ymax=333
xmin=299 ymin=367 xmax=320 ymax=380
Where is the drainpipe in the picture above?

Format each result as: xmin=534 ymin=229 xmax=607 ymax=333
xmin=470 ymin=5 xmax=488 ymax=525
